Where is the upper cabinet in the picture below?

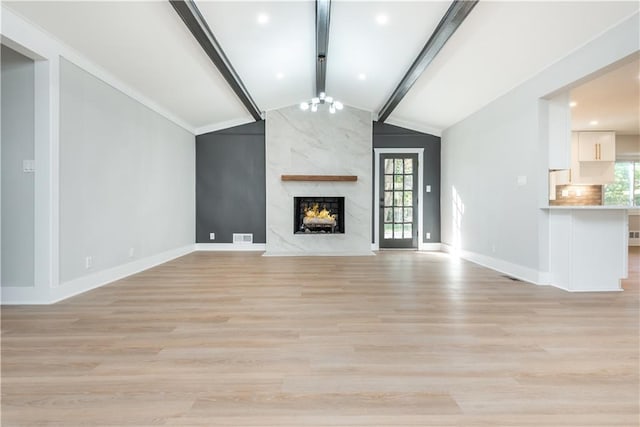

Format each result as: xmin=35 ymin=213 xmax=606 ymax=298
xmin=570 ymin=131 xmax=615 ymax=184
xmin=577 ymin=131 xmax=616 ymax=162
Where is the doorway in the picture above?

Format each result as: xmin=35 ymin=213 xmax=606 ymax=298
xmin=374 ymin=149 xmax=424 ymax=250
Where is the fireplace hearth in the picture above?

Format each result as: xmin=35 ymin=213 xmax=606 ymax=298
xmin=294 ymin=197 xmax=345 ymax=234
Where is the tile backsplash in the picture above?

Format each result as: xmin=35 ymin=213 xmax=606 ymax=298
xmin=550 ymin=185 xmax=602 ymax=206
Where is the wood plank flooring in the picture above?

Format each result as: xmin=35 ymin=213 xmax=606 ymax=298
xmin=2 ymin=249 xmax=639 ymax=426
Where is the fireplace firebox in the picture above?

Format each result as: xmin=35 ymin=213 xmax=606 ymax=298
xmin=294 ymin=197 xmax=345 ymax=234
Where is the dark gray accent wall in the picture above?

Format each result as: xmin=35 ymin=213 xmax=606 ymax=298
xmin=373 ymin=122 xmax=441 ymax=243
xmin=196 ymin=121 xmax=266 ymax=243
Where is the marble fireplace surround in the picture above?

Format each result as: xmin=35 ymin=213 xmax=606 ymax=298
xmin=265 ymin=104 xmax=373 ymax=256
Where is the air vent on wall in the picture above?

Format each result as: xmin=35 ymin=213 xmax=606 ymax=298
xmin=233 ymin=233 xmax=253 ymax=244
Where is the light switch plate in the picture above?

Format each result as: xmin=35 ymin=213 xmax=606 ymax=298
xmin=426 ymin=185 xmax=431 ymax=193
xmin=517 ymin=175 xmax=527 ymax=186
xmin=23 ymin=160 xmax=35 ymax=173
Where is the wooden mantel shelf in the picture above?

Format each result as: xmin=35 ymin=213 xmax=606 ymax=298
xmin=281 ymin=175 xmax=357 ymax=182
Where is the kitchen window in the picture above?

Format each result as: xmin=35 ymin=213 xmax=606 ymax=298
xmin=603 ymin=161 xmax=640 ymax=206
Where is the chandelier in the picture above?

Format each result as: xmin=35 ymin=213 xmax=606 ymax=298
xmin=300 ymin=92 xmax=344 ymax=114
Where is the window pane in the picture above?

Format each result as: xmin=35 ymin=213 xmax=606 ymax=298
xmin=384 ymin=208 xmax=393 ymax=222
xmin=394 ymin=175 xmax=403 ymax=189
xmin=635 ymin=161 xmax=640 ymax=206
xmin=384 ymin=175 xmax=393 ymax=190
xmin=394 ymin=191 xmax=403 ymax=206
xmin=384 ymin=191 xmax=393 ymax=206
xmin=394 ymin=208 xmax=403 ymax=223
xmin=404 ymin=158 xmax=413 ymax=174
xmin=404 ymin=207 xmax=413 ymax=222
xmin=394 ymin=223 xmax=403 ymax=239
xmin=404 ymin=191 xmax=413 ymax=206
xmin=394 ymin=159 xmax=403 ymax=174
xmin=384 ymin=223 xmax=393 ymax=239
xmin=384 ymin=159 xmax=394 ymax=174
xmin=403 ymin=224 xmax=412 ymax=239
xmin=604 ymin=162 xmax=633 ymax=206
xmin=404 ymin=175 xmax=413 ymax=190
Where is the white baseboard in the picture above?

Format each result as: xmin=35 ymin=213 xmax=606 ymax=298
xmin=419 ymin=243 xmax=442 ymax=251
xmin=371 ymin=243 xmax=441 ymax=251
xmin=1 ymin=244 xmax=194 ymax=305
xmin=440 ymin=243 xmax=545 ymax=286
xmin=1 ymin=286 xmax=51 ymax=305
xmin=194 ymin=243 xmax=266 ymax=251
xmin=262 ymin=251 xmax=375 ymax=257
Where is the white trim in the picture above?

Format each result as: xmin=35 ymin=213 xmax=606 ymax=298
xmin=1 ymin=245 xmax=194 ymax=304
xmin=262 ymin=251 xmax=375 ymax=257
xmin=374 ymin=148 xmax=425 ymax=251
xmin=1 ymin=7 xmax=195 ymax=134
xmin=419 ymin=243 xmax=442 ymax=251
xmin=441 ymin=243 xmax=546 ymax=286
xmin=371 ymin=243 xmax=379 ymax=251
xmin=194 ymin=243 xmax=266 ymax=251
xmin=195 ymin=117 xmax=255 ymax=136
xmin=384 ymin=117 xmax=442 ymax=137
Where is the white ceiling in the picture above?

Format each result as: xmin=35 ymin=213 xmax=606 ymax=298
xmin=3 ymin=1 xmax=639 ymax=135
xmin=4 ymin=1 xmax=253 ymax=130
xmin=390 ymin=1 xmax=640 ymax=132
xmin=570 ymin=56 xmax=640 ymax=135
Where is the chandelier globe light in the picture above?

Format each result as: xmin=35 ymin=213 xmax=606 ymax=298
xmin=300 ymin=92 xmax=344 ymax=114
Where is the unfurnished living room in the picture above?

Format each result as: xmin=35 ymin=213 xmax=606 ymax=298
xmin=1 ymin=1 xmax=639 ymax=426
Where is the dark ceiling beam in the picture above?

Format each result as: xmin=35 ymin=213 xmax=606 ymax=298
xmin=315 ymin=0 xmax=331 ymax=96
xmin=170 ymin=0 xmax=263 ymax=121
xmin=377 ymin=0 xmax=478 ymax=123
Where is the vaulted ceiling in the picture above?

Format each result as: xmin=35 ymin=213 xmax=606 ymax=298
xmin=4 ymin=1 xmax=639 ymax=135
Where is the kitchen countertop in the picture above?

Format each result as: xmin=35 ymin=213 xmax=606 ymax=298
xmin=542 ymin=205 xmax=640 ymax=210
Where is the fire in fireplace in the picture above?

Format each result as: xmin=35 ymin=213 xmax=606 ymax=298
xmin=294 ymin=197 xmax=345 ymax=234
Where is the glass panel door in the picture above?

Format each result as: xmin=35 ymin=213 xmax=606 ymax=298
xmin=379 ymin=154 xmax=418 ymax=249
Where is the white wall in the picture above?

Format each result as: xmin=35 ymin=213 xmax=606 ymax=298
xmin=616 ymin=135 xmax=640 ymax=159
xmin=1 ymin=45 xmax=35 ymax=287
xmin=441 ymin=13 xmax=639 ymax=283
xmin=59 ymin=58 xmax=195 ymax=283
xmin=265 ymin=105 xmax=372 ymax=255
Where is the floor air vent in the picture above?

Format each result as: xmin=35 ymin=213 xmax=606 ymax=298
xmin=233 ymin=233 xmax=253 ymax=244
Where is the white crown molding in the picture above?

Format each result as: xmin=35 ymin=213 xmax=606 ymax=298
xmin=195 ymin=117 xmax=255 ymax=135
xmin=384 ymin=116 xmax=443 ymax=137
xmin=1 ymin=6 xmax=196 ymax=135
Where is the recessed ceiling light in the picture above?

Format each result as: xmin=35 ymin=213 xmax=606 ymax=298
xmin=257 ymin=13 xmax=269 ymax=25
xmin=569 ymin=101 xmax=577 ymax=107
xmin=276 ymin=72 xmax=284 ymax=80
xmin=589 ymin=120 xmax=599 ymax=126
xmin=358 ymin=73 xmax=367 ymax=81
xmin=375 ymin=14 xmax=388 ymax=25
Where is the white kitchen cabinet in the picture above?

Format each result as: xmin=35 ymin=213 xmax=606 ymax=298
xmin=570 ymin=132 xmax=615 ymax=184
xmin=578 ymin=131 xmax=615 ymax=162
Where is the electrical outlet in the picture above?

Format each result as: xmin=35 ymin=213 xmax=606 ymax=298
xmin=85 ymin=256 xmax=92 ymax=269
xmin=128 ymin=247 xmax=135 ymax=258
xmin=491 ymin=244 xmax=496 ymax=253
xmin=426 ymin=185 xmax=431 ymax=193
xmin=426 ymin=232 xmax=431 ymax=240
xmin=209 ymin=232 xmax=215 ymax=240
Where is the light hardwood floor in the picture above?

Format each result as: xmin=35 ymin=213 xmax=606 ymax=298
xmin=2 ymin=249 xmax=639 ymax=426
